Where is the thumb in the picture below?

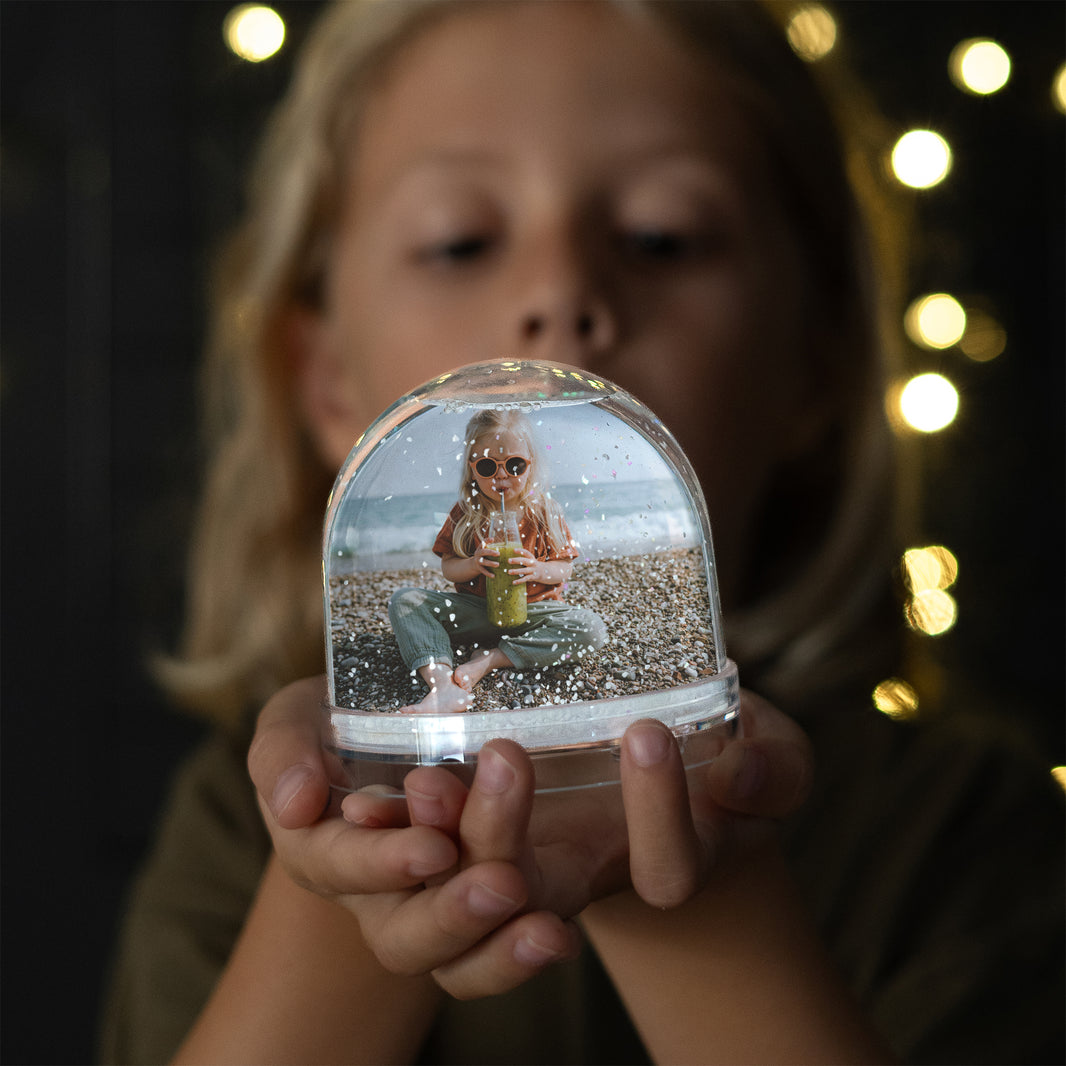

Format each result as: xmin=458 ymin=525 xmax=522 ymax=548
xmin=247 ymin=675 xmax=334 ymax=829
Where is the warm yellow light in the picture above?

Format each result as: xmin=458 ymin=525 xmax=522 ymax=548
xmin=786 ymin=4 xmax=837 ymax=62
xmin=891 ymin=129 xmax=952 ymax=189
xmin=949 ymin=38 xmax=1012 ymax=95
xmin=1053 ymin=767 xmax=1066 ymax=791
xmin=1053 ymin=64 xmax=1066 ymax=115
xmin=959 ymin=308 xmax=1007 ymax=362
xmin=873 ymin=678 xmax=920 ymax=720
xmin=223 ymin=4 xmax=285 ymax=62
xmin=905 ymin=588 xmax=958 ymax=636
xmin=904 ymin=293 xmax=967 ymax=349
xmin=902 ymin=546 xmax=958 ymax=593
xmin=899 ymin=373 xmax=959 ymax=433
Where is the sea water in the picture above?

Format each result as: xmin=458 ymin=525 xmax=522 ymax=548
xmin=334 ymin=478 xmax=695 ymax=571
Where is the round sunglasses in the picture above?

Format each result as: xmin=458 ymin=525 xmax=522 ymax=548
xmin=470 ymin=455 xmax=530 ymax=479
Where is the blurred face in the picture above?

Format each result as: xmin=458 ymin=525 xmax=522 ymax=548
xmin=469 ymin=428 xmax=532 ymax=505
xmin=298 ymin=0 xmax=817 ymax=600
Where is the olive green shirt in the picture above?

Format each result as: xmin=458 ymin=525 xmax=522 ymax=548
xmin=100 ymin=704 xmax=1064 ymax=1064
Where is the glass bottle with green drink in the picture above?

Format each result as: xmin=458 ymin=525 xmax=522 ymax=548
xmin=486 ymin=508 xmax=527 ymax=628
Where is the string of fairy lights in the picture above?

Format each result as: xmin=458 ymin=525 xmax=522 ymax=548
xmin=218 ymin=3 xmax=1064 ymax=779
xmin=788 ymin=4 xmax=1062 ymax=734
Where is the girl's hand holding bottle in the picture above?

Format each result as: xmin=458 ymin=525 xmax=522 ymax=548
xmin=471 ymin=542 xmax=501 ymax=578
xmin=502 ymin=546 xmax=572 ymax=587
xmin=247 ymin=678 xmax=813 ymax=999
xmin=503 ymin=546 xmax=538 ymax=584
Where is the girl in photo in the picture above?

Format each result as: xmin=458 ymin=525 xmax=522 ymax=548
xmin=389 ymin=408 xmax=606 ymax=713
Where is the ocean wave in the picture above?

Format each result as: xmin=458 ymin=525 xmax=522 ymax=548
xmin=332 ymin=480 xmax=698 ymax=567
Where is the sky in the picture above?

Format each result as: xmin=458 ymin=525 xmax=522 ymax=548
xmin=353 ymin=400 xmax=683 ymax=500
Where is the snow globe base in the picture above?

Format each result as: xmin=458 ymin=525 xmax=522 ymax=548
xmin=325 ymin=662 xmax=739 ymax=794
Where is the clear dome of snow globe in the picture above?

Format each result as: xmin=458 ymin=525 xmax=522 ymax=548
xmin=323 ymin=359 xmax=739 ymax=794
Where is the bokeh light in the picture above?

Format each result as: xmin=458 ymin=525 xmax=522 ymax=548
xmin=902 ymin=545 xmax=959 ymax=593
xmin=1053 ymin=767 xmax=1066 ymax=791
xmin=891 ymin=129 xmax=953 ymax=189
xmin=905 ymin=588 xmax=958 ymax=636
xmin=905 ymin=293 xmax=967 ymax=349
xmin=873 ymin=677 xmax=920 ymax=720
xmin=223 ymin=4 xmax=285 ymax=62
xmin=1053 ymin=63 xmax=1066 ymax=114
xmin=899 ymin=373 xmax=959 ymax=433
xmin=949 ymin=38 xmax=1012 ymax=95
xmin=901 ymin=547 xmax=959 ymax=637
xmin=959 ymin=308 xmax=1007 ymax=362
xmin=786 ymin=4 xmax=837 ymax=62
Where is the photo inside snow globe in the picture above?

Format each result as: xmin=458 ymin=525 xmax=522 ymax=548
xmin=326 ymin=400 xmax=720 ymax=720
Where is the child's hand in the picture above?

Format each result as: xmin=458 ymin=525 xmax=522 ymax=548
xmin=472 ymin=543 xmax=500 ymax=577
xmin=248 ymin=679 xmax=812 ymax=999
xmin=505 ymin=547 xmax=540 ymax=584
xmin=334 ymin=693 xmax=811 ymax=999
xmin=507 ymin=548 xmax=571 ymax=586
xmin=246 ymin=677 xmax=581 ymax=993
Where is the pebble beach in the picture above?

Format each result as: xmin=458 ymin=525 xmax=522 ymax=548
xmin=329 ymin=546 xmax=718 ymax=713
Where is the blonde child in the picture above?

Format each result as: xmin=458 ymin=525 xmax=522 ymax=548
xmin=390 ymin=408 xmax=606 ymax=713
xmin=102 ymin=3 xmax=1064 ymax=1064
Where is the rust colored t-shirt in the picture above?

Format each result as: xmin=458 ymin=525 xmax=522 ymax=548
xmin=432 ymin=502 xmax=578 ymax=603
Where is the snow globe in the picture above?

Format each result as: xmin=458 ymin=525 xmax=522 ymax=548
xmin=322 ymin=359 xmax=739 ymax=794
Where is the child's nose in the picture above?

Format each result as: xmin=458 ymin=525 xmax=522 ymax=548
xmin=506 ymin=228 xmax=618 ymax=363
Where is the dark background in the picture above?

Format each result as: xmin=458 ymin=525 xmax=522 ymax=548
xmin=2 ymin=3 xmax=1062 ymax=1063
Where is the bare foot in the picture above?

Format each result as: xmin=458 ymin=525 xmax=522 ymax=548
xmin=454 ymin=647 xmax=512 ymax=691
xmin=402 ymin=677 xmax=473 ymax=714
xmin=400 ymin=662 xmax=474 ymax=714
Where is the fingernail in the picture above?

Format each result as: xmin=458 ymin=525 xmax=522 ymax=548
xmin=476 ymin=746 xmax=516 ymax=795
xmin=406 ymin=786 xmax=444 ymax=826
xmin=271 ymin=765 xmax=313 ymax=818
xmin=627 ymin=724 xmax=671 ymax=768
xmin=345 ymin=812 xmax=384 ymax=828
xmin=514 ymin=935 xmax=563 ymax=967
xmin=732 ymin=748 xmax=768 ymax=801
xmin=466 ymin=881 xmax=520 ymax=918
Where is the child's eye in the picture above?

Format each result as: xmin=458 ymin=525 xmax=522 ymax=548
xmin=622 ymin=229 xmax=705 ymax=262
xmin=423 ymin=234 xmax=493 ymax=264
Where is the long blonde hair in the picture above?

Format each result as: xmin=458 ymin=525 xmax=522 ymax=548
xmin=163 ymin=0 xmax=907 ymax=727
xmin=451 ymin=409 xmax=573 ymax=559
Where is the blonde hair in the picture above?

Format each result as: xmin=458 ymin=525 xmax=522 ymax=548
xmin=451 ymin=409 xmax=572 ymax=559
xmin=163 ymin=0 xmax=906 ymax=727
xmin=643 ymin=2 xmax=909 ymax=708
